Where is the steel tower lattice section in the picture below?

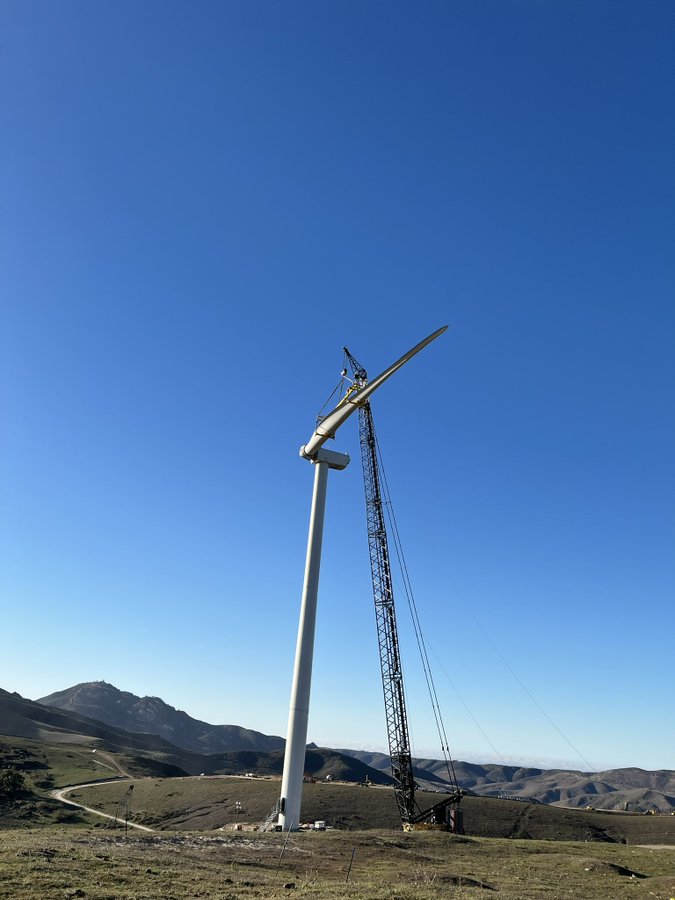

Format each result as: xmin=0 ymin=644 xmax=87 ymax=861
xmin=358 ymin=399 xmax=418 ymax=822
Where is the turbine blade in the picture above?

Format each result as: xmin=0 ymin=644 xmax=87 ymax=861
xmin=302 ymin=325 xmax=447 ymax=459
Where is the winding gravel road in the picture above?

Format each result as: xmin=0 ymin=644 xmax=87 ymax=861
xmin=49 ymin=750 xmax=155 ymax=832
xmin=51 ymin=780 xmax=155 ymax=832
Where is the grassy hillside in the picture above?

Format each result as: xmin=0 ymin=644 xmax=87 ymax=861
xmin=34 ymin=684 xmax=675 ymax=813
xmin=1 ymin=827 xmax=673 ymax=900
xmin=0 ymin=735 xmax=105 ymax=827
xmin=0 ymin=735 xmax=119 ymax=788
xmin=66 ymin=775 xmax=675 ymax=845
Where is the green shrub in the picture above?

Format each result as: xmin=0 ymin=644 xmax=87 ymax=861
xmin=0 ymin=769 xmax=25 ymax=798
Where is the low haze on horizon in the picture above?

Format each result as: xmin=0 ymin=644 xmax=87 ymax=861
xmin=2 ymin=1 xmax=673 ymax=774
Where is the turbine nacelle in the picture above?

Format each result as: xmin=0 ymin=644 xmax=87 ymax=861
xmin=299 ymin=446 xmax=350 ymax=470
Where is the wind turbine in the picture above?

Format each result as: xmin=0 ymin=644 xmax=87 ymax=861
xmin=277 ymin=325 xmax=448 ymax=831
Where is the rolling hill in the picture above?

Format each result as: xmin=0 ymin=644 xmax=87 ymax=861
xmin=2 ymin=688 xmax=674 ymax=844
xmin=341 ymin=750 xmax=675 ymax=813
xmin=38 ymin=681 xmax=284 ymax=754
xmin=30 ymin=681 xmax=675 ymax=813
xmin=0 ymin=688 xmax=387 ymax=785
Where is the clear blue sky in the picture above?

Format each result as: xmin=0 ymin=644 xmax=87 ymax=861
xmin=1 ymin=1 xmax=673 ymax=773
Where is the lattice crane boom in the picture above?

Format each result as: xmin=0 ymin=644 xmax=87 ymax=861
xmin=343 ymin=346 xmax=462 ymax=830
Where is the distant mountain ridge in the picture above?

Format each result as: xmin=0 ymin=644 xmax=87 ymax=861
xmin=38 ymin=682 xmax=284 ymax=754
xmin=340 ymin=750 xmax=675 ymax=813
xmin=34 ymin=681 xmax=675 ymax=813
xmin=0 ymin=686 xmax=204 ymax=775
xmin=0 ymin=688 xmax=389 ymax=786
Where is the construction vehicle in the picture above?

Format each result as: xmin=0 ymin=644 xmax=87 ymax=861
xmin=343 ymin=348 xmax=463 ymax=833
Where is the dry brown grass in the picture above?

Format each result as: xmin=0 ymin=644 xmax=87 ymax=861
xmin=66 ymin=775 xmax=675 ymax=844
xmin=1 ymin=826 xmax=674 ymax=900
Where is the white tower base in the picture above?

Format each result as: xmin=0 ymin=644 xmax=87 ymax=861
xmin=278 ymin=446 xmax=349 ymax=830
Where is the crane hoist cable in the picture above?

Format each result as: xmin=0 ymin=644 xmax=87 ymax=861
xmin=376 ymin=433 xmax=460 ymax=791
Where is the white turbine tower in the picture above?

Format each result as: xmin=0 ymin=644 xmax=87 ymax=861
xmin=277 ymin=325 xmax=448 ymax=831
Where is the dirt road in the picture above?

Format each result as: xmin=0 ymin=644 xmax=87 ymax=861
xmin=51 ymin=780 xmax=154 ymax=832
